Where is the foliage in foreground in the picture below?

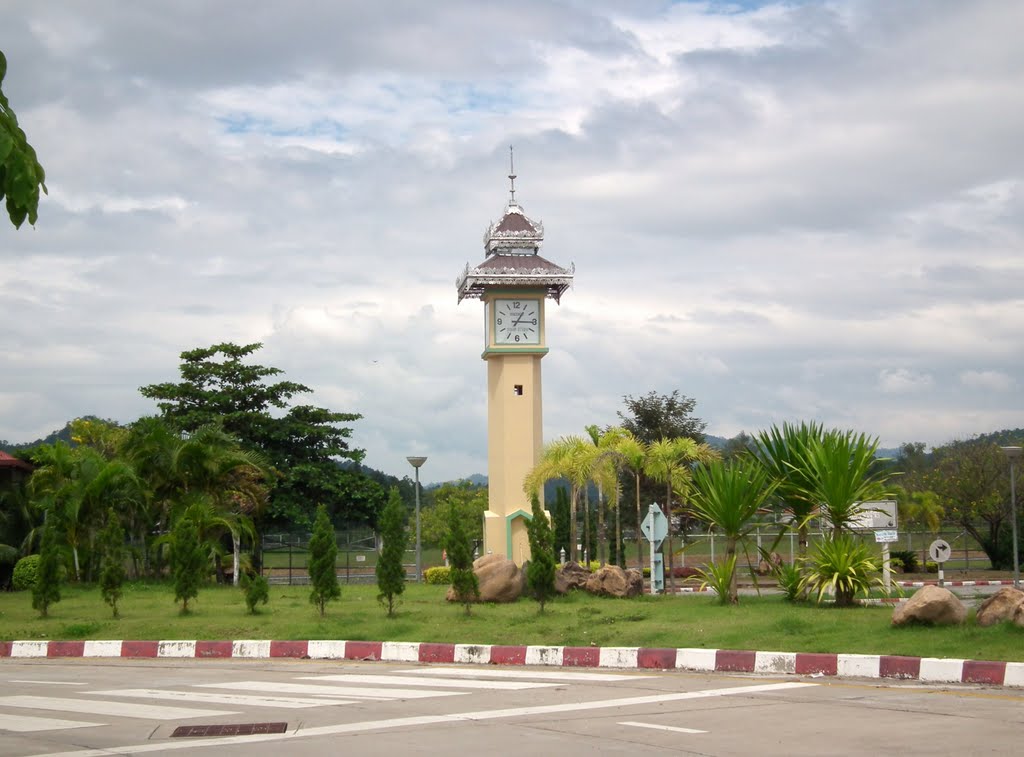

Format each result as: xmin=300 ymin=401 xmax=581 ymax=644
xmin=308 ymin=504 xmax=341 ymax=617
xmin=376 ymin=487 xmax=407 ymax=617
xmin=98 ymin=510 xmax=126 ymax=618
xmin=240 ymin=572 xmax=269 ymax=614
xmin=443 ymin=502 xmax=478 ymax=615
xmin=526 ymin=496 xmax=557 ymax=612
xmin=0 ymin=50 xmax=48 ymax=229
xmin=32 ymin=522 xmax=62 ymax=617
xmin=800 ymin=534 xmax=883 ymax=607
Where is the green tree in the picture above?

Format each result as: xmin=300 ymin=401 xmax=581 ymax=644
xmin=526 ymin=495 xmax=557 ymax=612
xmin=525 ymin=436 xmax=596 ymax=563
xmin=420 ymin=482 xmax=487 ymax=547
xmin=613 ymin=432 xmax=648 ymax=570
xmin=689 ymin=459 xmax=777 ymax=604
xmin=240 ymin=571 xmax=269 ymax=614
xmin=617 ymin=390 xmax=707 ymax=445
xmin=645 ymin=437 xmax=718 ymax=590
xmin=751 ymin=422 xmax=827 ymax=557
xmin=551 ymin=486 xmax=570 ymax=561
xmin=308 ymin=504 xmax=340 ymax=617
xmin=376 ymin=487 xmax=407 ymax=617
xmin=0 ymin=50 xmax=47 ymax=229
xmin=32 ymin=520 xmax=61 ymax=617
xmin=139 ymin=343 xmax=370 ymax=528
xmin=924 ymin=438 xmax=1019 ymax=568
xmin=98 ymin=509 xmax=126 ymax=618
xmin=794 ymin=429 xmax=892 ymax=538
xmin=169 ymin=516 xmax=205 ymax=613
xmin=443 ymin=501 xmax=479 ymax=615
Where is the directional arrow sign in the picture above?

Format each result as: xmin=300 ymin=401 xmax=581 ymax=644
xmin=928 ymin=538 xmax=951 ymax=564
xmin=641 ymin=504 xmax=668 ymax=545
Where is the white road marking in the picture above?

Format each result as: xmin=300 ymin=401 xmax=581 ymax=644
xmin=0 ymin=713 xmax=101 ymax=733
xmin=30 ymin=681 xmax=816 ymax=756
xmin=197 ymin=681 xmax=464 ymax=700
xmin=0 ymin=696 xmax=236 ymax=721
xmin=301 ymin=674 xmax=559 ymax=690
xmin=397 ymin=667 xmax=656 ymax=682
xmin=619 ymin=720 xmax=707 ymax=734
xmin=9 ymin=681 xmax=85 ymax=686
xmin=89 ymin=689 xmax=357 ymax=709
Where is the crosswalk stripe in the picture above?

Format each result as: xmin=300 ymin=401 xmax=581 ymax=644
xmin=0 ymin=713 xmax=101 ymax=733
xmin=0 ymin=696 xmax=236 ymax=720
xmin=197 ymin=681 xmax=464 ymax=700
xmin=89 ymin=689 xmax=357 ymax=709
xmin=397 ymin=667 xmax=656 ymax=682
xmin=301 ymin=674 xmax=559 ymax=690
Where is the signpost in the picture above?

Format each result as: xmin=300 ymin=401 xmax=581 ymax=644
xmin=929 ymin=538 xmax=951 ymax=587
xmin=641 ymin=503 xmax=668 ymax=595
xmin=874 ymin=529 xmax=899 ymax=593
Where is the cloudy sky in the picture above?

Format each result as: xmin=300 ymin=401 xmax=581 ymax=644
xmin=3 ymin=1 xmax=1023 ymax=482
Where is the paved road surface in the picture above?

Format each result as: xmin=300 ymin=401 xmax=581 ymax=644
xmin=1 ymin=659 xmax=1021 ymax=755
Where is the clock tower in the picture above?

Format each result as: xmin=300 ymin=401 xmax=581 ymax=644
xmin=456 ymin=157 xmax=573 ymax=565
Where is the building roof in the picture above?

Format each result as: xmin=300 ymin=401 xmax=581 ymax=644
xmin=0 ymin=450 xmax=32 ymax=471
xmin=458 ymin=194 xmax=574 ymax=303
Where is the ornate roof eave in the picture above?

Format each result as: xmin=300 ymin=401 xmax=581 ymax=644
xmin=456 ymin=262 xmax=575 ymax=303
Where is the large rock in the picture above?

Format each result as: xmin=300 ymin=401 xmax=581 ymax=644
xmin=555 ymin=561 xmax=591 ymax=594
xmin=891 ymin=585 xmax=967 ymax=626
xmin=475 ymin=554 xmax=523 ymax=603
xmin=584 ymin=565 xmax=643 ymax=598
xmin=976 ymin=587 xmax=1024 ymax=627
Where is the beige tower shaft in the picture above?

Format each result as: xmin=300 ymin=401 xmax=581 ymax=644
xmin=483 ymin=351 xmax=544 ymax=563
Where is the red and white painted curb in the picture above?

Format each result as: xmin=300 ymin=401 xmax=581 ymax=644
xmin=896 ymin=580 xmax=1016 ymax=588
xmin=3 ymin=639 xmax=1022 ymax=688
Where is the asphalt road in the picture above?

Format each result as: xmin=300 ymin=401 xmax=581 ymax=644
xmin=1 ymin=659 xmax=1021 ymax=756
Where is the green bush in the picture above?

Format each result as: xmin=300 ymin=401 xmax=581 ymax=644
xmin=888 ymin=556 xmax=905 ymax=572
xmin=12 ymin=555 xmax=40 ymax=591
xmin=891 ymin=550 xmax=918 ymax=572
xmin=799 ymin=534 xmax=882 ymax=607
xmin=424 ymin=566 xmax=451 ymax=585
xmin=925 ymin=560 xmax=938 ymax=573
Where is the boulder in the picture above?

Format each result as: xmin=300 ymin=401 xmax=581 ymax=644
xmin=976 ymin=587 xmax=1024 ymax=627
xmin=555 ymin=561 xmax=591 ymax=594
xmin=1013 ymin=602 xmax=1024 ymax=629
xmin=584 ymin=565 xmax=643 ymax=598
xmin=891 ymin=585 xmax=967 ymax=626
xmin=473 ymin=554 xmax=522 ymax=602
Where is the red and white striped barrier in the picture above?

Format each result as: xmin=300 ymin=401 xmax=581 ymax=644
xmin=896 ymin=580 xmax=1016 ymax=588
xmin=3 ymin=640 xmax=1022 ymax=688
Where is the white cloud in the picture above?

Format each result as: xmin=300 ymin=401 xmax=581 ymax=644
xmin=878 ymin=369 xmax=934 ymax=394
xmin=960 ymin=370 xmax=1014 ymax=392
xmin=2 ymin=0 xmax=1024 ymax=480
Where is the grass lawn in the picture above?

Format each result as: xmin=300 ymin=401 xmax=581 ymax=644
xmin=3 ymin=582 xmax=1024 ymax=662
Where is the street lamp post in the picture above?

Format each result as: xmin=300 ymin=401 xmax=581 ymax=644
xmin=999 ymin=446 xmax=1022 ymax=589
xmin=407 ymin=456 xmax=427 ymax=582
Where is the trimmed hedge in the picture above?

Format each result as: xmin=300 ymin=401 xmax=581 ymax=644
xmin=424 ymin=566 xmax=451 ymax=585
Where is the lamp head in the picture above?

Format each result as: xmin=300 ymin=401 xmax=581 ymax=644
xmin=406 ymin=456 xmax=428 ymax=469
xmin=1000 ymin=446 xmax=1023 ymax=462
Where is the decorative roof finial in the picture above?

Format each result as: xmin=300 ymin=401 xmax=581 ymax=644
xmin=508 ymin=145 xmax=517 ymax=204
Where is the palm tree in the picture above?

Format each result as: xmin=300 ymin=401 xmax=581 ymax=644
xmin=585 ymin=425 xmax=628 ymax=566
xmin=751 ymin=421 xmax=826 ymax=557
xmin=525 ymin=436 xmax=597 ymax=563
xmin=795 ymin=429 xmax=893 ymax=538
xmin=645 ymin=437 xmax=718 ymax=590
xmin=615 ymin=432 xmax=648 ymax=571
xmin=689 ymin=459 xmax=778 ymax=603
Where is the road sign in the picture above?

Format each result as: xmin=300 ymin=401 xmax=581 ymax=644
xmin=641 ymin=504 xmax=668 ymax=544
xmin=929 ymin=538 xmax=952 ymax=563
xmin=874 ymin=530 xmax=898 ymax=543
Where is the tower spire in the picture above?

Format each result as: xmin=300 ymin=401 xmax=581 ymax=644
xmin=508 ymin=145 xmax=516 ymax=205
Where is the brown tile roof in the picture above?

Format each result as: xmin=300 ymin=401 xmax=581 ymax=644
xmin=0 ymin=450 xmax=32 ymax=471
xmin=494 ymin=211 xmax=536 ymax=233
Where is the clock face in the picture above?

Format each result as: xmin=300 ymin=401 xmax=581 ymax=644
xmin=493 ymin=298 xmax=541 ymax=344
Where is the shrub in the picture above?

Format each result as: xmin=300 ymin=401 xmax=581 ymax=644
xmin=888 ymin=556 xmax=905 ymax=573
xmin=424 ymin=566 xmax=451 ymax=584
xmin=799 ymin=534 xmax=882 ymax=607
xmin=925 ymin=560 xmax=938 ymax=573
xmin=696 ymin=557 xmax=737 ymax=605
xmin=891 ymin=550 xmax=918 ymax=573
xmin=241 ymin=572 xmax=269 ymax=615
xmin=772 ymin=561 xmax=804 ymax=602
xmin=12 ymin=554 xmax=40 ymax=591
xmin=526 ymin=496 xmax=557 ymax=612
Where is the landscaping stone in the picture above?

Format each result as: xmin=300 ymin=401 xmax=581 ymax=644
xmin=584 ymin=565 xmax=643 ymax=598
xmin=891 ymin=584 xmax=966 ymax=626
xmin=554 ymin=561 xmax=590 ymax=594
xmin=976 ymin=587 xmax=1024 ymax=627
xmin=472 ymin=554 xmax=522 ymax=603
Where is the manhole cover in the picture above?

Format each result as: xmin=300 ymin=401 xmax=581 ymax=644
xmin=171 ymin=722 xmax=288 ymax=738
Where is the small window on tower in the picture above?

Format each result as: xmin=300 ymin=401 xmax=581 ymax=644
xmin=513 ymin=384 xmax=524 ymax=396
